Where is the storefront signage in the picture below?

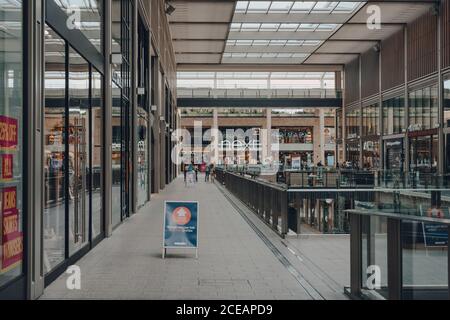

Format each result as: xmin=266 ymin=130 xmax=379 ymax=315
xmin=0 ymin=116 xmax=18 ymax=149
xmin=163 ymin=201 xmax=199 ymax=258
xmin=386 ymin=140 xmax=402 ymax=148
xmin=1 ymin=155 xmax=13 ymax=180
xmin=407 ymin=128 xmax=438 ymax=138
xmin=1 ymin=187 xmax=23 ymax=272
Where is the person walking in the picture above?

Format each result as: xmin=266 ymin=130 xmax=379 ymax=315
xmin=205 ymin=164 xmax=211 ymax=182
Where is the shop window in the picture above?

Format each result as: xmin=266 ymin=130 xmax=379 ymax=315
xmin=362 ymin=103 xmax=379 ymax=137
xmin=44 ymin=26 xmax=66 ymax=273
xmin=276 ymin=127 xmax=313 ymax=144
xmin=444 ymin=76 xmax=450 ymax=127
xmin=408 ymin=85 xmax=439 ymax=131
xmin=345 ymin=107 xmax=360 ymax=139
xmin=0 ymin=0 xmax=24 ymax=288
xmin=382 ymin=96 xmax=405 ymax=135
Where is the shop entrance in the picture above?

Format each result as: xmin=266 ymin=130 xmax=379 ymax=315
xmin=43 ymin=24 xmax=104 ymax=284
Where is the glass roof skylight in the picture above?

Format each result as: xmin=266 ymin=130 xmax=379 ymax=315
xmin=234 ymin=1 xmax=363 ymax=15
xmin=230 ymin=23 xmax=340 ymax=32
xmin=225 ymin=1 xmax=365 ymax=64
xmin=226 ymin=39 xmax=323 ymax=47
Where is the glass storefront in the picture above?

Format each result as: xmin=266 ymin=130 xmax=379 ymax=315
xmin=0 ymin=0 xmax=24 ymax=288
xmin=409 ymin=133 xmax=438 ymax=173
xmin=276 ymin=127 xmax=313 ymax=144
xmin=408 ymin=85 xmax=439 ymax=132
xmin=111 ymin=0 xmax=133 ymax=226
xmin=444 ymin=75 xmax=450 ymax=127
xmin=346 ymin=107 xmax=360 ymax=139
xmin=362 ymin=103 xmax=379 ymax=137
xmin=136 ymin=16 xmax=150 ymax=208
xmin=384 ymin=138 xmax=404 ymax=170
xmin=346 ymin=140 xmax=360 ymax=168
xmin=382 ymin=96 xmax=405 ymax=135
xmin=362 ymin=139 xmax=380 ymax=170
xmin=54 ymin=0 xmax=103 ymax=53
xmin=44 ymin=26 xmax=66 ymax=273
xmin=44 ymin=20 xmax=104 ymax=275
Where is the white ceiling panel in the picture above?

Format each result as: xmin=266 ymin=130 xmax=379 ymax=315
xmin=169 ymin=1 xmax=235 ymax=23
xmin=330 ymin=24 xmax=403 ymax=41
xmin=304 ymin=53 xmax=359 ymax=65
xmin=349 ymin=2 xmax=432 ymax=24
xmin=174 ymin=40 xmax=224 ymax=53
xmin=170 ymin=23 xmax=230 ymax=40
xmin=316 ymin=40 xmax=377 ymax=54
xmin=176 ymin=53 xmax=222 ymax=64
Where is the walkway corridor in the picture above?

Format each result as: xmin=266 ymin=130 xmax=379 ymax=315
xmin=41 ymin=176 xmax=348 ymax=300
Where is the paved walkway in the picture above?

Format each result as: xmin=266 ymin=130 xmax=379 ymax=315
xmin=41 ymin=176 xmax=349 ymax=300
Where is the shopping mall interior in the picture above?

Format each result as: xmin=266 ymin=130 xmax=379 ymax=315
xmin=0 ymin=0 xmax=450 ymax=301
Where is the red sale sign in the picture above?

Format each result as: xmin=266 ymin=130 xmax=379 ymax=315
xmin=1 ymin=187 xmax=23 ymax=272
xmin=0 ymin=116 xmax=18 ymax=149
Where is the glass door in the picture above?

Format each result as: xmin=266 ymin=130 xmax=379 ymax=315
xmin=68 ymin=48 xmax=89 ymax=254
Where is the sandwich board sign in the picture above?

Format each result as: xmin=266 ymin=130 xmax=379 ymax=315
xmin=163 ymin=201 xmax=199 ymax=258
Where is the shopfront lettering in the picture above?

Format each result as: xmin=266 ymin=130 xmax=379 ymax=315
xmin=3 ymin=237 xmax=22 ymax=261
xmin=3 ymin=188 xmax=16 ymax=211
xmin=3 ymin=214 xmax=18 ymax=235
xmin=1 ymin=154 xmax=13 ymax=180
xmin=0 ymin=116 xmax=18 ymax=149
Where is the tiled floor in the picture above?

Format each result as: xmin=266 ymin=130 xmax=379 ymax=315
xmin=41 ymin=176 xmax=349 ymax=300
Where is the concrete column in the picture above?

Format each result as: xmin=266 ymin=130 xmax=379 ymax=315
xmin=104 ymin=0 xmax=113 ymax=236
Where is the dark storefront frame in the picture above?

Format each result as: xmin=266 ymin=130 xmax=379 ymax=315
xmin=43 ymin=0 xmax=105 ymax=287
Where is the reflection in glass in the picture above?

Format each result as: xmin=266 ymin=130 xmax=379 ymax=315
xmin=54 ymin=0 xmax=103 ymax=53
xmin=112 ymin=82 xmax=122 ymax=227
xmin=382 ymin=96 xmax=404 ymax=135
xmin=361 ymin=216 xmax=388 ymax=298
xmin=0 ymin=0 xmax=23 ymax=286
xmin=408 ymin=85 xmax=438 ymax=131
xmin=68 ymin=47 xmax=90 ymax=255
xmin=91 ymin=70 xmax=103 ymax=238
xmin=137 ymin=108 xmax=148 ymax=207
xmin=402 ymin=220 xmax=448 ymax=299
xmin=44 ymin=25 xmax=66 ymax=274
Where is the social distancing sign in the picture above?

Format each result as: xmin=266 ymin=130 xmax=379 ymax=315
xmin=163 ymin=201 xmax=199 ymax=258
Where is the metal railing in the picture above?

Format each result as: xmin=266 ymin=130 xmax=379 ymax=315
xmin=215 ymin=168 xmax=289 ymax=238
xmin=177 ymin=87 xmax=342 ymax=99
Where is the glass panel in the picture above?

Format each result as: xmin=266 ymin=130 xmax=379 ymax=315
xmin=111 ymin=0 xmax=122 ymax=84
xmin=55 ymin=0 xmax=103 ymax=53
xmin=247 ymin=1 xmax=271 ymax=13
xmin=68 ymin=47 xmax=90 ymax=255
xmin=112 ymin=82 xmax=122 ymax=227
xmin=269 ymin=1 xmax=293 ymax=13
xmin=0 ymin=0 xmax=23 ymax=286
xmin=291 ymin=1 xmax=315 ymax=12
xmin=43 ymin=25 xmax=66 ymax=274
xmin=91 ymin=70 xmax=102 ymax=238
xmin=361 ymin=216 xmax=389 ymax=298
xmin=402 ymin=220 xmax=448 ymax=300
xmin=444 ymin=77 xmax=450 ymax=127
